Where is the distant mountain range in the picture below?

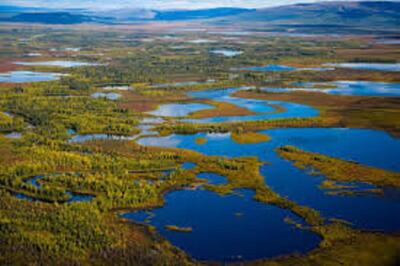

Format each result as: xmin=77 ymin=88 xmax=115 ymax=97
xmin=216 ymin=1 xmax=400 ymax=26
xmin=0 ymin=1 xmax=399 ymax=32
xmin=0 ymin=6 xmax=252 ymax=24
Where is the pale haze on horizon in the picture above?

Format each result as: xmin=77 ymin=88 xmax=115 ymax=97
xmin=2 ymin=0 xmax=397 ymax=10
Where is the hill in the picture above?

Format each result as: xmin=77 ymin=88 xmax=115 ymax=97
xmin=213 ymin=1 xmax=400 ymax=32
xmin=0 ymin=1 xmax=399 ymax=33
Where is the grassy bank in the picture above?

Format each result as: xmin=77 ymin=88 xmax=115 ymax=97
xmin=277 ymin=145 xmax=400 ymax=187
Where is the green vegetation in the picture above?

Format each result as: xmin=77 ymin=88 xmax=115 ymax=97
xmin=195 ymin=137 xmax=207 ymax=145
xmin=165 ymin=225 xmax=193 ymax=233
xmin=231 ymin=131 xmax=271 ymax=144
xmin=319 ymin=180 xmax=354 ymax=190
xmin=155 ymin=116 xmax=333 ymax=136
xmin=277 ymin=146 xmax=400 ymax=187
xmin=189 ymin=100 xmax=254 ymax=119
xmin=0 ymin=25 xmax=399 ymax=265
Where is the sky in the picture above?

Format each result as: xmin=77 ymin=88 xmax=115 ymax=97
xmin=1 ymin=0 xmax=396 ymax=10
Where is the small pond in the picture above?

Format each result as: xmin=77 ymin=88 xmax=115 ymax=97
xmin=211 ymin=49 xmax=243 ymax=57
xmin=182 ymin=162 xmax=196 ymax=170
xmin=4 ymin=132 xmax=22 ymax=139
xmin=0 ymin=71 xmax=63 ymax=83
xmin=188 ymin=39 xmax=217 ymax=44
xmin=91 ymin=92 xmax=121 ymax=100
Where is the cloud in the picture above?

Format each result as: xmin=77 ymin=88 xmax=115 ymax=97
xmin=2 ymin=0 xmax=398 ymax=10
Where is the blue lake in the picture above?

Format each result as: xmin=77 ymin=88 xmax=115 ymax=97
xmin=325 ymin=63 xmax=400 ymax=72
xmin=263 ymin=81 xmax=400 ymax=97
xmin=123 ymin=189 xmax=320 ymax=262
xmin=0 ymin=71 xmax=63 ymax=83
xmin=138 ymin=128 xmax=400 ymax=233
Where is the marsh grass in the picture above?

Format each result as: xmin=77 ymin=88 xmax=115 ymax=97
xmin=277 ymin=145 xmax=400 ymax=187
xmin=231 ymin=131 xmax=271 ymax=144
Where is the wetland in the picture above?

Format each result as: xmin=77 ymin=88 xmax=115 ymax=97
xmin=0 ymin=22 xmax=399 ymax=266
